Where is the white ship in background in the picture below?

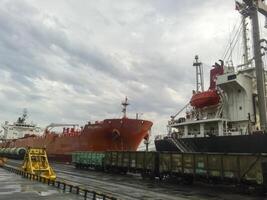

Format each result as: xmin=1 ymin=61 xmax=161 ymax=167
xmin=1 ymin=109 xmax=42 ymax=140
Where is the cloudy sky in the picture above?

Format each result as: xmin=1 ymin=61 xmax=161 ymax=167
xmin=1 ymin=0 xmax=264 ymax=138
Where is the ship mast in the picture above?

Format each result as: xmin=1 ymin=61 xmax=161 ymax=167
xmin=122 ymin=97 xmax=129 ymax=118
xmin=242 ymin=15 xmax=249 ymax=67
xmin=242 ymin=0 xmax=267 ymax=130
xmin=193 ymin=55 xmax=204 ymax=92
xmin=236 ymin=1 xmax=251 ymax=68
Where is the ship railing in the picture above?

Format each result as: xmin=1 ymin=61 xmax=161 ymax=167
xmin=154 ymin=134 xmax=169 ymax=140
xmin=62 ymin=131 xmax=81 ymax=137
xmin=45 ymin=131 xmax=82 ymax=137
xmin=203 ymin=130 xmax=219 ymax=137
xmin=170 ymin=103 xmax=191 ymax=121
xmin=186 ymin=131 xmax=201 ymax=137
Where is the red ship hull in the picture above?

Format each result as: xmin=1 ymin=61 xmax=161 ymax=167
xmin=0 ymin=118 xmax=153 ymax=162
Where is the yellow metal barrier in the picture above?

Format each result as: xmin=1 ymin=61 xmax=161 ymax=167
xmin=21 ymin=147 xmax=56 ymax=180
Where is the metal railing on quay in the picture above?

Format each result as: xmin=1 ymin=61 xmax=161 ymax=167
xmin=1 ymin=165 xmax=117 ymax=200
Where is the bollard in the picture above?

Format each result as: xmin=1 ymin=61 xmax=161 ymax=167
xmin=92 ymin=191 xmax=96 ymax=200
xmin=76 ymin=186 xmax=80 ymax=195
xmin=84 ymin=189 xmax=88 ymax=199
xmin=69 ymin=185 xmax=73 ymax=192
xmin=44 ymin=177 xmax=48 ymax=183
xmin=51 ymin=180 xmax=55 ymax=186
xmin=57 ymin=181 xmax=61 ymax=188
xmin=63 ymin=183 xmax=66 ymax=191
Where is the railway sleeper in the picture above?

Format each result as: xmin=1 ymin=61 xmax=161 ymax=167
xmin=105 ymin=166 xmax=127 ymax=174
xmin=141 ymin=170 xmax=155 ymax=180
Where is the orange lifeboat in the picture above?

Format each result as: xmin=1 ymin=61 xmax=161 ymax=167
xmin=190 ymin=90 xmax=220 ymax=108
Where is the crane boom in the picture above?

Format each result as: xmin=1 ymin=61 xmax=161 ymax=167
xmin=45 ymin=123 xmax=79 ymax=131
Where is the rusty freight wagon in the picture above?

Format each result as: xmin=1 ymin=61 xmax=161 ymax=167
xmin=158 ymin=152 xmax=267 ymax=186
xmin=72 ymin=151 xmax=267 ymax=193
xmin=104 ymin=151 xmax=158 ymax=176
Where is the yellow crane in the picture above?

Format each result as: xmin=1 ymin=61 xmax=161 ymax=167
xmin=21 ymin=147 xmax=56 ymax=180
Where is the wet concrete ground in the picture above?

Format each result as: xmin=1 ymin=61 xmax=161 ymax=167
xmin=5 ymin=159 xmax=267 ymax=200
xmin=0 ymin=167 xmax=82 ymax=200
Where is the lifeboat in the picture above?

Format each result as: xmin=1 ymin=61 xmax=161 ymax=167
xmin=190 ymin=90 xmax=220 ymax=108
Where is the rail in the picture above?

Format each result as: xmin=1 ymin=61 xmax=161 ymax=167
xmin=170 ymin=103 xmax=190 ymax=120
xmin=1 ymin=165 xmax=117 ymax=200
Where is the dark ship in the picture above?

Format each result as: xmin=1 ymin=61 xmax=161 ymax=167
xmin=155 ymin=0 xmax=267 ymax=153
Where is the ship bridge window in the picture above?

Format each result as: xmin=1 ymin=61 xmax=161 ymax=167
xmin=227 ymin=74 xmax=236 ymax=80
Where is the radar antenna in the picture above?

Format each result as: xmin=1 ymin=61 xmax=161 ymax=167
xmin=22 ymin=108 xmax=28 ymax=121
xmin=122 ymin=97 xmax=129 ymax=118
xmin=17 ymin=108 xmax=28 ymax=124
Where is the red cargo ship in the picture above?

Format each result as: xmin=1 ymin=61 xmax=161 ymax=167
xmin=0 ymin=98 xmax=153 ymax=162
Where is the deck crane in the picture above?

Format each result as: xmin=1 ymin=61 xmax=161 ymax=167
xmin=238 ymin=0 xmax=267 ymax=130
xmin=45 ymin=123 xmax=79 ymax=132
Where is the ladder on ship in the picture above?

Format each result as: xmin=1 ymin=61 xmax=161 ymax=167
xmin=168 ymin=137 xmax=196 ymax=152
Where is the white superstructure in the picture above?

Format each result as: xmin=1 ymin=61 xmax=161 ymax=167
xmin=1 ymin=110 xmax=42 ymax=140
xmin=168 ymin=65 xmax=265 ymax=138
xmin=167 ymin=0 xmax=267 ymax=139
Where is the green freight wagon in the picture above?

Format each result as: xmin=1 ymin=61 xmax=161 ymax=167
xmin=129 ymin=151 xmax=158 ymax=177
xmin=12 ymin=147 xmax=26 ymax=159
xmin=71 ymin=151 xmax=267 ymax=192
xmin=0 ymin=147 xmax=26 ymax=159
xmin=159 ymin=152 xmax=267 ymax=186
xmin=104 ymin=151 xmax=158 ymax=176
xmin=72 ymin=151 xmax=105 ymax=170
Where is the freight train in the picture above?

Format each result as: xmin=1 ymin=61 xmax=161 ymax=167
xmin=0 ymin=147 xmax=26 ymax=159
xmin=72 ymin=151 xmax=267 ymax=193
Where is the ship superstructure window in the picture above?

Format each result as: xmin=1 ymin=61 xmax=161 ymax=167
xmin=227 ymin=74 xmax=236 ymax=80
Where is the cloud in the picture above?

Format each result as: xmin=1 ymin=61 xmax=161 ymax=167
xmin=0 ymin=0 xmax=243 ymax=141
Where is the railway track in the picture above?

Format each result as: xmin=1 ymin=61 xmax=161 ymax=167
xmin=6 ymin=160 xmax=185 ymax=200
xmin=6 ymin=160 xmax=185 ymax=199
xmin=55 ymin=170 xmax=180 ymax=200
xmin=5 ymin=159 xmax=263 ymax=200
